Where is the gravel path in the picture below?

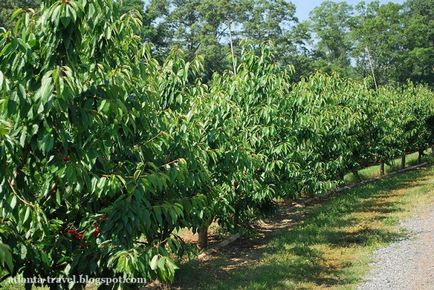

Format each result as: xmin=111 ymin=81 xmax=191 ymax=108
xmin=357 ymin=205 xmax=434 ymax=290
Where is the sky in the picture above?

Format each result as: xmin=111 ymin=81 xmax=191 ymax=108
xmin=292 ymin=0 xmax=406 ymax=21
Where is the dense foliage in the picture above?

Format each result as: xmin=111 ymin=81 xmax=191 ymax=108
xmin=0 ymin=0 xmax=433 ymax=288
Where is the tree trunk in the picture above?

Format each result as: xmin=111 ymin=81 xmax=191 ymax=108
xmin=431 ymin=145 xmax=434 ymax=156
xmin=198 ymin=225 xmax=209 ymax=250
xmin=418 ymin=150 xmax=423 ymax=164
xmin=226 ymin=19 xmax=236 ymax=75
xmin=234 ymin=208 xmax=240 ymax=229
xmin=25 ymin=283 xmax=32 ymax=290
xmin=380 ymin=161 xmax=385 ymax=176
xmin=401 ymin=153 xmax=406 ymax=169
xmin=352 ymin=169 xmax=360 ymax=181
xmin=338 ymin=170 xmax=345 ymax=181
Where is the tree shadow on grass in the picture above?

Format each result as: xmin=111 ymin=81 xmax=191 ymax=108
xmin=172 ymin=168 xmax=431 ymax=290
xmin=323 ymin=228 xmax=405 ymax=246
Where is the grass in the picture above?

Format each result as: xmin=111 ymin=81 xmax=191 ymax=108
xmin=173 ymin=154 xmax=434 ymax=290
xmin=343 ymin=151 xmax=425 ymax=184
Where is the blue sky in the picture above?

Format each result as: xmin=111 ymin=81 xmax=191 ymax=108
xmin=292 ymin=0 xmax=406 ymax=21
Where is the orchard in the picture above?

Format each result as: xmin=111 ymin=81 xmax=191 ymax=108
xmin=0 ymin=0 xmax=433 ymax=288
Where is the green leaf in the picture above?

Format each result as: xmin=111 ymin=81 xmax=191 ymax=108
xmin=0 ymin=243 xmax=13 ymax=272
xmin=23 ymin=206 xmax=31 ymax=223
xmin=36 ymin=74 xmax=53 ymax=102
xmin=157 ymin=256 xmax=166 ymax=270
xmin=38 ymin=132 xmax=54 ymax=155
xmin=56 ymin=190 xmax=62 ymax=205
xmin=10 ymin=195 xmax=17 ymax=209
xmin=150 ymin=255 xmax=159 ymax=271
xmin=0 ymin=120 xmax=11 ymax=138
xmin=20 ymin=127 xmax=27 ymax=147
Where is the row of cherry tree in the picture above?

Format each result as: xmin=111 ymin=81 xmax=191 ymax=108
xmin=0 ymin=0 xmax=433 ymax=287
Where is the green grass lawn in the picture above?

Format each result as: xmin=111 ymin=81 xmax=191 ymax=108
xmin=343 ymin=151 xmax=429 ymax=184
xmin=173 ymin=153 xmax=434 ymax=289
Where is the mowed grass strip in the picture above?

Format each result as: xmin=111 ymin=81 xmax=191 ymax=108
xmin=174 ymin=161 xmax=434 ymax=290
xmin=343 ymin=151 xmax=427 ymax=184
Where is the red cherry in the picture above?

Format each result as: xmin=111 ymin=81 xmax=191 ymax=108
xmin=66 ymin=229 xmax=76 ymax=234
xmin=64 ymin=155 xmax=71 ymax=162
xmin=93 ymin=226 xmax=101 ymax=237
xmin=66 ymin=229 xmax=83 ymax=239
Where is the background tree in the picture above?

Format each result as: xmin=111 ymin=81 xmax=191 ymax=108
xmin=351 ymin=1 xmax=405 ymax=85
xmin=309 ymin=1 xmax=355 ymax=77
xmin=143 ymin=0 xmax=245 ymax=79
xmin=237 ymin=0 xmax=313 ymax=79
xmin=401 ymin=0 xmax=434 ymax=86
xmin=144 ymin=0 xmax=311 ymax=80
